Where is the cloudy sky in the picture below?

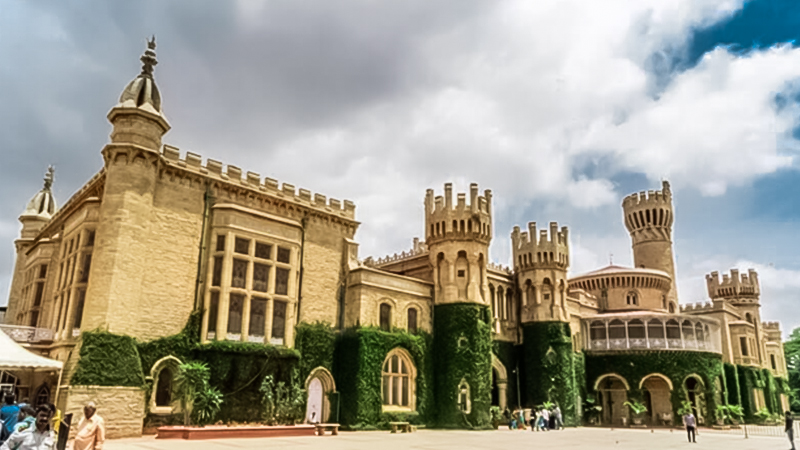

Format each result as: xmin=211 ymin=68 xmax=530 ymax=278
xmin=2 ymin=0 xmax=800 ymax=336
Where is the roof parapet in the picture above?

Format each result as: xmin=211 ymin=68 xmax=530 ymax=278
xmin=511 ymin=221 xmax=569 ymax=270
xmin=161 ymin=144 xmax=356 ymax=219
xmin=705 ymin=268 xmax=759 ymax=300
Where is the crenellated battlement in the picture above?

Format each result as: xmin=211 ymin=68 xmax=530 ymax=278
xmin=705 ymin=268 xmax=760 ymax=300
xmin=511 ymin=221 xmax=569 ymax=270
xmin=371 ymin=237 xmax=429 ymax=266
xmin=680 ymin=301 xmax=720 ymax=312
xmin=160 ymin=144 xmax=356 ymax=220
xmin=424 ymin=183 xmax=492 ymax=244
xmin=763 ymin=321 xmax=780 ymax=330
xmin=622 ymin=180 xmax=674 ymax=235
xmin=487 ymin=262 xmax=512 ymax=274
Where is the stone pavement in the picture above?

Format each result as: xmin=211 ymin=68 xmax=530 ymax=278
xmin=104 ymin=427 xmax=792 ymax=450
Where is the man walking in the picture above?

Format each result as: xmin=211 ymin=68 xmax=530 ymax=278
xmin=72 ymin=402 xmax=105 ymax=450
xmin=554 ymin=405 xmax=563 ymax=430
xmin=0 ymin=405 xmax=55 ymax=450
xmin=787 ymin=411 xmax=795 ymax=450
xmin=683 ymin=410 xmax=697 ymax=443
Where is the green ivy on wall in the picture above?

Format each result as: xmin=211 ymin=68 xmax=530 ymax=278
xmin=333 ymin=327 xmax=433 ymax=429
xmin=432 ymin=303 xmax=493 ymax=429
xmin=71 ymin=331 xmax=145 ymax=387
xmin=294 ymin=322 xmax=336 ymax=383
xmin=492 ymin=340 xmax=519 ymax=410
xmin=724 ymin=363 xmax=741 ymax=406
xmin=521 ymin=322 xmax=577 ymax=425
xmin=585 ymin=351 xmax=724 ymax=425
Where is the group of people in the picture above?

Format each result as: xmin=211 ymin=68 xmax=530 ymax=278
xmin=505 ymin=405 xmax=564 ymax=432
xmin=0 ymin=394 xmax=105 ymax=450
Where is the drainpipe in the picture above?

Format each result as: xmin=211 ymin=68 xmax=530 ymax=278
xmin=295 ymin=215 xmax=307 ymax=324
xmin=193 ymin=187 xmax=213 ymax=325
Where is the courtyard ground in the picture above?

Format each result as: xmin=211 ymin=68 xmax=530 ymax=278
xmin=104 ymin=427 xmax=792 ymax=450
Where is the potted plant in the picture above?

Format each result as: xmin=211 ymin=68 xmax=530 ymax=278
xmin=727 ymin=405 xmax=744 ymax=427
xmin=583 ymin=396 xmax=603 ymax=425
xmin=713 ymin=405 xmax=730 ymax=429
xmin=623 ymin=400 xmax=648 ymax=426
xmin=490 ymin=406 xmax=502 ymax=429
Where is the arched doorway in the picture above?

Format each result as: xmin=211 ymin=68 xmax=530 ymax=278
xmin=305 ymin=367 xmax=336 ymax=423
xmin=491 ymin=355 xmax=507 ymax=410
xmin=595 ymin=374 xmax=629 ymax=426
xmin=685 ymin=375 xmax=706 ymax=424
xmin=640 ymin=374 xmax=673 ymax=425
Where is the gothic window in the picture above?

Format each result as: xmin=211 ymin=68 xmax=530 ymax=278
xmin=626 ymin=291 xmax=638 ymax=306
xmin=407 ymin=308 xmax=418 ymax=334
xmin=231 ymin=259 xmax=248 ymax=288
xmin=249 ymin=298 xmax=267 ymax=337
xmin=740 ymin=336 xmax=749 ymax=356
xmin=275 ymin=268 xmax=290 ymax=295
xmin=277 ymin=247 xmax=291 ymax=263
xmin=381 ymin=349 xmax=416 ymax=410
xmin=608 ymin=319 xmax=626 ymax=339
xmin=668 ymin=303 xmax=675 ymax=313
xmin=228 ymin=294 xmax=244 ymax=335
xmin=73 ymin=289 xmax=86 ymax=330
xmin=253 ymin=263 xmax=269 ymax=292
xmin=497 ymin=289 xmax=505 ymax=320
xmin=590 ymin=321 xmax=606 ymax=340
xmin=771 ymin=354 xmax=777 ymax=370
xmin=647 ymin=319 xmax=664 ymax=339
xmin=79 ymin=254 xmax=92 ymax=283
xmin=628 ymin=319 xmax=645 ymax=339
xmin=255 ymin=242 xmax=271 ymax=259
xmin=215 ymin=234 xmax=226 ymax=252
xmin=666 ymin=320 xmax=681 ymax=339
xmin=34 ymin=385 xmax=49 ymax=406
xmin=155 ymin=368 xmax=173 ymax=407
xmin=234 ymin=237 xmax=250 ymax=254
xmin=380 ymin=303 xmax=392 ymax=331
xmin=211 ymin=256 xmax=223 ymax=287
xmin=272 ymin=300 xmax=287 ymax=343
xmin=207 ymin=292 xmax=219 ymax=335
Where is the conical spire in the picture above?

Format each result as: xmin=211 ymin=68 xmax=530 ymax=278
xmin=117 ymin=37 xmax=163 ymax=114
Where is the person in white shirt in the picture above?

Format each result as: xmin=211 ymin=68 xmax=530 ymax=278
xmin=0 ymin=405 xmax=55 ymax=450
xmin=683 ymin=412 xmax=697 ymax=443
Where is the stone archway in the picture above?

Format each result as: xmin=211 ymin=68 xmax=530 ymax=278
xmin=491 ymin=355 xmax=508 ymax=410
xmin=684 ymin=375 xmax=706 ymax=424
xmin=595 ymin=374 xmax=629 ymax=426
xmin=305 ymin=367 xmax=336 ymax=423
xmin=640 ymin=374 xmax=673 ymax=425
xmin=148 ymin=356 xmax=182 ymax=415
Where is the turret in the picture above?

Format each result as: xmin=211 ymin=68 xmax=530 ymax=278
xmin=425 ymin=183 xmax=492 ymax=305
xmin=622 ymin=180 xmax=678 ymax=306
xmin=512 ymin=222 xmax=569 ymax=322
xmin=19 ymin=167 xmax=58 ymax=240
xmin=705 ymin=269 xmax=760 ymax=303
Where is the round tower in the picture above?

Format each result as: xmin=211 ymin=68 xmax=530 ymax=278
xmin=511 ymin=220 xmax=576 ymax=424
xmin=425 ymin=182 xmax=492 ymax=305
xmin=425 ymin=183 xmax=493 ymax=428
xmin=622 ymin=180 xmax=678 ymax=306
xmin=512 ymin=221 xmax=569 ymax=322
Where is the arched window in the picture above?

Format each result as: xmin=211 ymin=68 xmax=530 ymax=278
xmin=380 ymin=303 xmax=392 ymax=331
xmin=489 ymin=284 xmax=496 ymax=318
xmin=457 ymin=378 xmax=471 ymax=413
xmin=497 ymin=289 xmax=505 ymax=321
xmin=745 ymin=313 xmax=753 ymax=324
xmin=628 ymin=319 xmax=646 ymax=348
xmin=609 ymin=319 xmax=626 ymax=339
xmin=407 ymin=308 xmax=418 ymax=334
xmin=34 ymin=384 xmax=50 ymax=406
xmin=647 ymin=319 xmax=664 ymax=339
xmin=382 ymin=348 xmax=416 ymax=410
xmin=590 ymin=321 xmax=607 ymax=340
xmin=506 ymin=288 xmax=514 ymax=321
xmin=668 ymin=303 xmax=675 ymax=313
xmin=155 ymin=367 xmax=173 ymax=407
xmin=626 ymin=291 xmax=638 ymax=306
xmin=666 ymin=320 xmax=681 ymax=340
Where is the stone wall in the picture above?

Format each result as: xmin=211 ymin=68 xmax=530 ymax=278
xmin=58 ymin=385 xmax=145 ymax=439
xmin=345 ymin=267 xmax=432 ymax=331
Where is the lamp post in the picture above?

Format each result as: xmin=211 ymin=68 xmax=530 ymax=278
xmin=513 ymin=364 xmax=522 ymax=409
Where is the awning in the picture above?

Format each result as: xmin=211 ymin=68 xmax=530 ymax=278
xmin=0 ymin=328 xmax=63 ymax=371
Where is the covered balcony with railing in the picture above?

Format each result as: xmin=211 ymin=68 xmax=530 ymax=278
xmin=583 ymin=313 xmax=721 ymax=354
xmin=0 ymin=324 xmax=55 ymax=345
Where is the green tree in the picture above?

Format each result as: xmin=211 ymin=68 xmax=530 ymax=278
xmin=784 ymin=327 xmax=800 ymax=412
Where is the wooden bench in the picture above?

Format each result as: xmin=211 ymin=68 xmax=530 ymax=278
xmin=389 ymin=422 xmax=414 ymax=433
xmin=314 ymin=423 xmax=340 ymax=436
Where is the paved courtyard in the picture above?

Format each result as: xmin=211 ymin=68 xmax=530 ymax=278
xmin=104 ymin=428 xmax=791 ymax=450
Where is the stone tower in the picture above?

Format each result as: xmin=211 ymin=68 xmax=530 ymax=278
xmin=425 ymin=183 xmax=493 ymax=428
xmin=511 ymin=221 xmax=576 ymax=424
xmin=622 ymin=180 xmax=678 ymax=307
xmin=706 ymin=269 xmax=764 ymax=363
xmin=82 ymin=37 xmax=171 ymax=334
xmin=5 ymin=168 xmax=58 ymax=324
xmin=512 ymin=222 xmax=569 ymax=322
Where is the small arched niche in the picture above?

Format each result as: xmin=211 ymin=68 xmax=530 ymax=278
xmin=148 ymin=355 xmax=182 ymax=415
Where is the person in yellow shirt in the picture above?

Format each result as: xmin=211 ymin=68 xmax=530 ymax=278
xmin=71 ymin=403 xmax=104 ymax=450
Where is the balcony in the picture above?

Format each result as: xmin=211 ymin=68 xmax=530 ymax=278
xmin=1 ymin=325 xmax=55 ymax=344
xmin=582 ymin=312 xmax=722 ymax=354
xmin=734 ymin=355 xmax=760 ymax=367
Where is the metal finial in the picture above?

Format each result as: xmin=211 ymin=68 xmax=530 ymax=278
xmin=140 ymin=36 xmax=158 ymax=77
xmin=609 ymin=253 xmax=613 ymax=265
xmin=43 ymin=166 xmax=54 ymax=190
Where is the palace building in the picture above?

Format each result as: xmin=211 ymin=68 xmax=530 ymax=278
xmin=2 ymin=40 xmax=789 ymax=437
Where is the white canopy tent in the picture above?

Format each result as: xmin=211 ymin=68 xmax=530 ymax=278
xmin=0 ymin=328 xmax=63 ymax=403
